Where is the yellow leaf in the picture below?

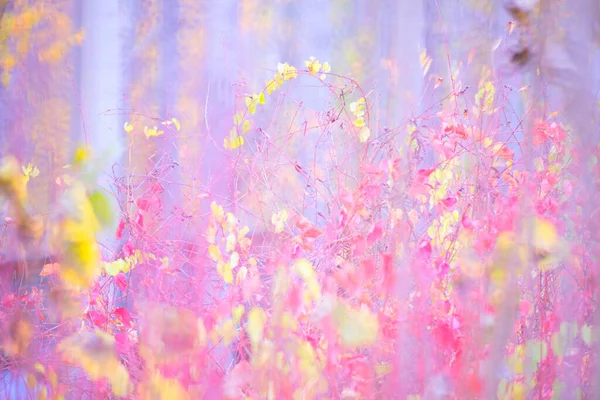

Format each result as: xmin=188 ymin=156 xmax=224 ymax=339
xmin=353 ymin=117 xmax=365 ymax=128
xmin=123 ymin=122 xmax=133 ymax=133
xmin=58 ymin=330 xmax=131 ymax=397
xmin=171 ymin=117 xmax=181 ymax=131
xmin=247 ymin=307 xmax=266 ymax=345
xmin=266 ymin=78 xmax=278 ymax=95
xmin=333 ymin=301 xmax=379 ymax=348
xmin=226 ymin=233 xmax=237 ymax=252
xmin=285 ymin=65 xmax=297 ymax=80
xmin=211 ymin=201 xmax=225 ymax=222
xmin=236 ymin=266 xmax=248 ymax=285
xmin=225 ymin=135 xmax=244 ymax=150
xmin=246 ymin=96 xmax=258 ymax=115
xmin=358 ymin=127 xmax=371 ymax=143
xmin=242 ymin=120 xmax=251 ymax=134
xmin=217 ymin=262 xmax=233 ymax=284
xmin=294 ymin=259 xmax=315 ymax=281
xmin=230 ymin=251 xmax=239 ymax=268
xmin=533 ymin=217 xmax=557 ymax=251
xmin=305 ymin=56 xmax=322 ymax=76
xmin=233 ymin=112 xmax=244 ymax=125
xmin=140 ymin=372 xmax=190 ymax=400
xmin=271 ymin=209 xmax=288 ymax=233
xmin=258 ymin=92 xmax=265 ymax=104
xmin=232 ymin=305 xmax=245 ymax=324
xmin=375 ymin=363 xmax=392 ymax=376
xmin=219 ymin=318 xmax=237 ymax=345
xmin=208 ymin=244 xmax=222 ymax=262
xmin=144 ymin=126 xmax=165 ymax=138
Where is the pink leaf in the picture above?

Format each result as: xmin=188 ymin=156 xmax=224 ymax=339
xmin=382 ymin=252 xmax=395 ymax=294
xmin=417 ymin=168 xmax=435 ymax=181
xmin=417 ymin=239 xmax=432 ymax=260
xmin=115 ymin=332 xmax=129 ymax=354
xmin=135 ymin=213 xmax=144 ymax=229
xmin=87 ymin=310 xmax=107 ymax=328
xmin=352 ymin=235 xmax=367 ymax=257
xmin=114 ymin=307 xmax=132 ymax=327
xmin=367 ymin=222 xmax=383 ymax=245
xmin=123 ymin=241 xmax=134 ymax=257
xmin=303 ymin=226 xmax=323 ymax=239
xmin=114 ymin=272 xmax=128 ymax=292
xmin=115 ymin=218 xmax=125 ymax=240
xmin=340 ymin=190 xmax=354 ymax=211
xmin=435 ymin=258 xmax=450 ymax=278
xmin=363 ymin=163 xmax=382 ymax=175
xmin=360 ymin=256 xmax=376 ymax=279
xmin=441 ymin=196 xmax=457 ymax=209
xmin=151 ymin=182 xmax=164 ymax=194
xmin=223 ymin=361 xmax=251 ymax=399
xmin=137 ymin=198 xmax=151 ymax=212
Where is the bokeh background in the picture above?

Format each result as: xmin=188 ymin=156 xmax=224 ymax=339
xmin=2 ymin=1 xmax=600 ymax=398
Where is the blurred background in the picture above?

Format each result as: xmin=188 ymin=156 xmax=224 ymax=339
xmin=2 ymin=1 xmax=600 ymax=398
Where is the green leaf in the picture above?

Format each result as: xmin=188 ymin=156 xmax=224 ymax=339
xmin=89 ymin=191 xmax=113 ymax=227
xmin=551 ymin=332 xmax=566 ymax=357
xmin=552 ymin=380 xmax=565 ymax=400
xmin=581 ymin=325 xmax=593 ymax=346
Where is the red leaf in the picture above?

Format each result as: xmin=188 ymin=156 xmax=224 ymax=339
xmin=417 ymin=239 xmax=432 ymax=260
xmin=360 ymin=257 xmax=376 ymax=279
xmin=115 ymin=218 xmax=125 ymax=240
xmin=114 ymin=272 xmax=128 ymax=292
xmin=436 ymin=260 xmax=450 ymax=278
xmin=87 ymin=310 xmax=108 ymax=328
xmin=115 ymin=332 xmax=129 ymax=353
xmin=1 ymin=294 xmax=17 ymax=308
xmin=287 ymin=283 xmax=302 ymax=315
xmin=340 ymin=190 xmax=354 ymax=211
xmin=135 ymin=213 xmax=144 ymax=229
xmin=382 ymin=252 xmax=395 ymax=294
xmin=40 ymin=263 xmax=60 ymax=277
xmin=292 ymin=215 xmax=312 ymax=230
xmin=497 ymin=145 xmax=514 ymax=160
xmin=363 ymin=163 xmax=382 ymax=175
xmin=352 ymin=235 xmax=367 ymax=257
xmin=417 ymin=168 xmax=435 ymax=181
xmin=114 ymin=307 xmax=132 ymax=327
xmin=461 ymin=214 xmax=473 ymax=229
xmin=302 ymin=226 xmax=323 ymax=239
xmin=123 ymin=241 xmax=134 ymax=257
xmin=151 ymin=183 xmax=164 ymax=194
xmin=137 ymin=198 xmax=151 ymax=212
xmin=441 ymin=196 xmax=457 ymax=209
xmin=367 ymin=222 xmax=383 ymax=245
xmin=363 ymin=184 xmax=381 ymax=201
xmin=432 ymin=322 xmax=457 ymax=349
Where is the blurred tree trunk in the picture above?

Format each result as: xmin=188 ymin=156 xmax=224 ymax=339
xmin=79 ymin=0 xmax=126 ymax=252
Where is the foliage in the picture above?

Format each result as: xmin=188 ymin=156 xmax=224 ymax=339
xmin=0 ymin=25 xmax=598 ymax=400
